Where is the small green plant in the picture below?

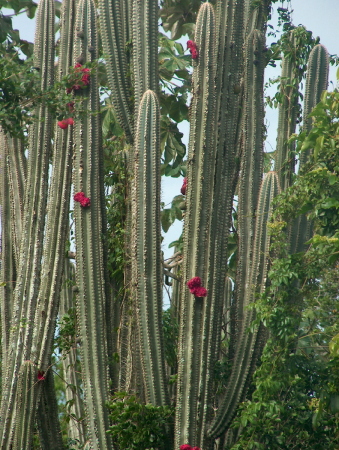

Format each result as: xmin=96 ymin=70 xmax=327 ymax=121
xmin=55 ymin=308 xmax=77 ymax=355
xmin=107 ymin=392 xmax=174 ymax=450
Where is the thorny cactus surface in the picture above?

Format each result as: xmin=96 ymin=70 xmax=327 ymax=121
xmin=0 ymin=0 xmax=331 ymax=449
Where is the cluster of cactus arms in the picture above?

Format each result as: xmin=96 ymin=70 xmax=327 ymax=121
xmin=0 ymin=0 xmax=331 ymax=448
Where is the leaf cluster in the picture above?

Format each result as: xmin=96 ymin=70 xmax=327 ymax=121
xmin=54 ymin=307 xmax=77 ymax=355
xmin=107 ymin=392 xmax=174 ymax=450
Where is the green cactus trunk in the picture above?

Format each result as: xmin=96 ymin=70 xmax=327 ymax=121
xmin=72 ymin=0 xmax=112 ymax=447
xmin=0 ymin=0 xmax=55 ymax=444
xmin=132 ymin=90 xmax=169 ymax=406
xmin=175 ymin=4 xmax=217 ymax=448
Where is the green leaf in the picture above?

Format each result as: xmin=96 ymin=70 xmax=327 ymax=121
xmin=329 ymin=333 xmax=339 ymax=356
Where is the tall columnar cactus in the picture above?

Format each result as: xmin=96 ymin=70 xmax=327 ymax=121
xmin=0 ymin=0 xmax=333 ymax=449
xmin=98 ymin=0 xmax=133 ymax=140
xmin=11 ymin=361 xmax=37 ymax=450
xmin=59 ymin=260 xmax=87 ymax=444
xmin=0 ymin=0 xmax=55 ymax=444
xmin=289 ymin=44 xmax=329 ymax=255
xmin=175 ymin=4 xmax=216 ymax=449
xmin=132 ymin=0 xmax=159 ymax=108
xmin=208 ymin=171 xmax=280 ymax=438
xmin=274 ymin=30 xmax=300 ymax=191
xmin=301 ymin=44 xmax=330 ymax=140
xmin=207 ymin=27 xmax=274 ymax=440
xmin=72 ymin=0 xmax=112 ymax=448
xmin=132 ymin=90 xmax=169 ymax=406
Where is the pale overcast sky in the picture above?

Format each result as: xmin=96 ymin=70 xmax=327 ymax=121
xmin=7 ymin=0 xmax=339 ymax=265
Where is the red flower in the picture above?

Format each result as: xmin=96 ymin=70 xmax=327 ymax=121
xmin=82 ymin=73 xmax=90 ymax=86
xmin=191 ymin=49 xmax=199 ymax=60
xmin=180 ymin=446 xmax=192 ymax=450
xmin=187 ymin=40 xmax=199 ymax=59
xmin=191 ymin=286 xmax=208 ymax=297
xmin=57 ymin=118 xmax=74 ymax=129
xmin=74 ymin=192 xmax=91 ymax=208
xmin=81 ymin=68 xmax=91 ymax=86
xmin=67 ymin=101 xmax=75 ymax=112
xmin=181 ymin=177 xmax=187 ymax=195
xmin=187 ymin=277 xmax=207 ymax=297
xmin=66 ymin=64 xmax=91 ymax=93
xmin=58 ymin=119 xmax=69 ymax=129
xmin=37 ymin=370 xmax=45 ymax=381
xmin=187 ymin=277 xmax=202 ymax=290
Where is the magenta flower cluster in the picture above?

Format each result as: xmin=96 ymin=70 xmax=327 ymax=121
xmin=187 ymin=40 xmax=199 ymax=59
xmin=187 ymin=277 xmax=207 ymax=297
xmin=66 ymin=63 xmax=90 ymax=94
xmin=181 ymin=177 xmax=187 ymax=195
xmin=74 ymin=192 xmax=91 ymax=208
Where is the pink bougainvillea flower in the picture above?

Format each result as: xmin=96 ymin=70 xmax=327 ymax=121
xmin=187 ymin=277 xmax=202 ymax=290
xmin=57 ymin=118 xmax=74 ymax=129
xmin=74 ymin=192 xmax=91 ymax=208
xmin=180 ymin=445 xmax=192 ymax=450
xmin=192 ymin=286 xmax=208 ymax=297
xmin=80 ymin=197 xmax=91 ymax=207
xmin=66 ymin=64 xmax=91 ymax=93
xmin=187 ymin=40 xmax=199 ymax=59
xmin=58 ymin=119 xmax=69 ymax=129
xmin=67 ymin=101 xmax=75 ymax=112
xmin=187 ymin=277 xmax=207 ymax=297
xmin=181 ymin=177 xmax=187 ymax=195
xmin=37 ymin=370 xmax=45 ymax=381
xmin=81 ymin=68 xmax=90 ymax=86
xmin=191 ymin=49 xmax=199 ymax=60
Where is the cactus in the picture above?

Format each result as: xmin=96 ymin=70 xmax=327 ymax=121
xmin=72 ymin=0 xmax=112 ymax=448
xmin=289 ymin=44 xmax=329 ymax=254
xmin=0 ymin=0 xmax=56 ymax=443
xmin=132 ymin=90 xmax=169 ymax=406
xmin=0 ymin=0 xmax=331 ymax=449
xmin=174 ymin=4 xmax=216 ymax=448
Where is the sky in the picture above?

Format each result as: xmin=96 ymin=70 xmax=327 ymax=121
xmin=5 ymin=0 xmax=339 ymax=269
